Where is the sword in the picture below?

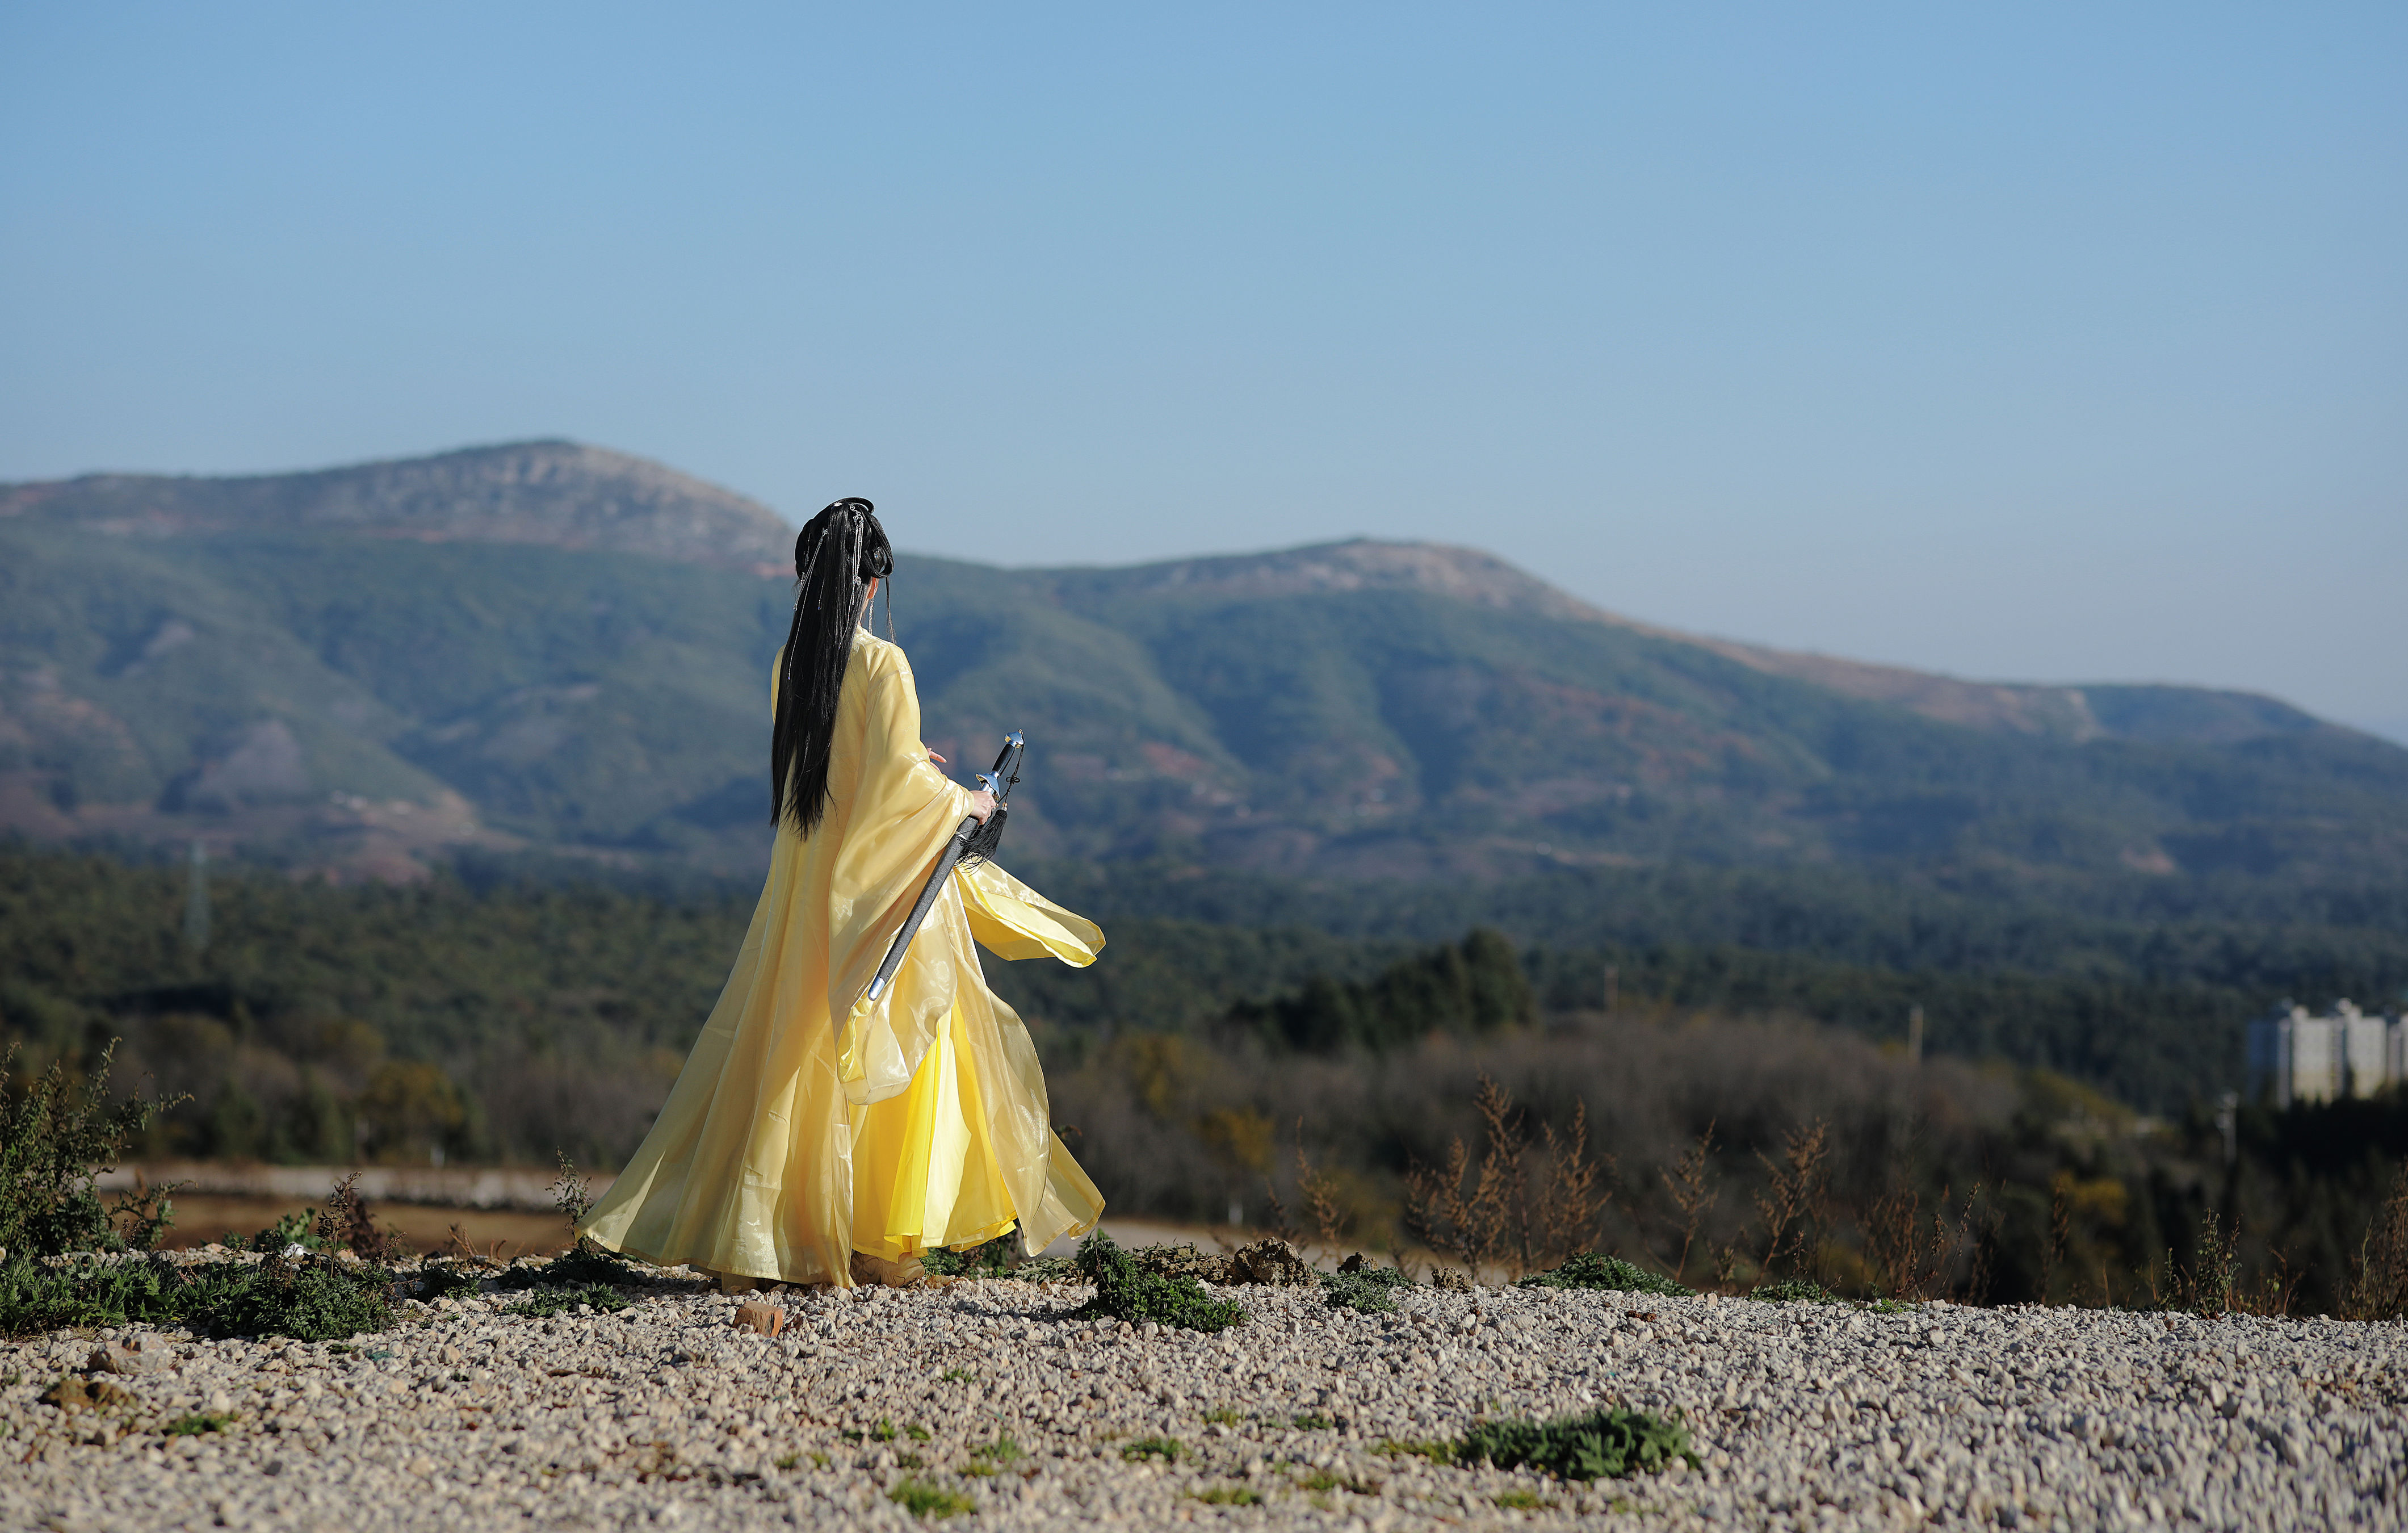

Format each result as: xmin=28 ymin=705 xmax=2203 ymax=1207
xmin=861 ymin=731 xmax=1025 ymax=1007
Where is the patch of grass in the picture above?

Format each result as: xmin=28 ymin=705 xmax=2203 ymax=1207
xmin=1013 ymin=1255 xmax=1080 ymax=1283
xmin=496 ymin=1242 xmax=635 ymax=1293
xmin=774 ymin=1452 xmax=799 ymax=1469
xmin=1864 ymin=1297 xmax=1914 ymax=1314
xmin=1121 ymin=1435 xmax=1183 ymax=1462
xmin=0 ymin=1251 xmax=395 ymax=1342
xmin=888 ymin=1478 xmax=974 ymax=1519
xmin=939 ymin=1367 xmax=976 ymax=1384
xmin=1516 ymin=1252 xmax=1693 ymax=1297
xmin=1749 ymin=1278 xmax=1843 ymax=1305
xmin=237 ymin=1211 xmax=328 ymax=1254
xmin=1495 ymin=1488 xmax=1556 ymax=1510
xmin=1291 ymin=1411 xmax=1336 ymax=1430
xmin=1072 ymin=1229 xmax=1247 ymax=1333
xmin=414 ymin=1262 xmax=484 ymax=1301
xmin=1297 ymin=1468 xmax=1381 ymax=1493
xmin=969 ymin=1435 xmax=1023 ymax=1465
xmin=1191 ymin=1485 xmax=1262 ymax=1505
xmin=923 ymin=1230 xmax=1020 ymax=1279
xmin=1202 ymin=1406 xmax=1243 ymax=1426
xmin=895 ymin=1452 xmax=924 ymax=1469
xmin=1324 ymin=1265 xmax=1414 ymax=1288
xmin=1323 ymin=1272 xmax=1400 ymax=1314
xmin=162 ymin=1411 xmax=238 ymax=1436
xmin=1458 ymin=1406 xmax=1699 ymax=1482
xmin=904 ymin=1422 xmax=932 ymax=1443
xmin=504 ymin=1283 xmax=630 ymax=1318
xmin=869 ymin=1418 xmax=899 ymax=1442
xmin=1377 ymin=1437 xmax=1456 ymax=1464
xmin=809 ymin=1451 xmax=829 ymax=1469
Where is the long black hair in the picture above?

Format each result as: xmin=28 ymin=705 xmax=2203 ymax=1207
xmin=771 ymin=497 xmax=894 ymax=833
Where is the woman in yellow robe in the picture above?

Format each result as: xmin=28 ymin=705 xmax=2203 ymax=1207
xmin=578 ymin=498 xmax=1106 ymax=1288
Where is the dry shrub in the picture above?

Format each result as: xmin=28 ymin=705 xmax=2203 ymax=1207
xmin=1753 ymin=1120 xmax=1830 ymax=1283
xmin=1289 ymin=1121 xmax=1350 ymax=1250
xmin=2340 ymin=1165 xmax=2408 ymax=1322
xmin=1864 ymin=1180 xmax=1993 ymax=1302
xmin=1404 ymin=1075 xmax=1610 ymax=1280
xmin=1533 ymin=1101 xmax=1614 ymax=1260
xmin=1652 ymin=1122 xmax=1719 ymax=1288
xmin=316 ymin=1170 xmax=402 ymax=1262
xmin=1403 ymin=1075 xmax=1518 ymax=1279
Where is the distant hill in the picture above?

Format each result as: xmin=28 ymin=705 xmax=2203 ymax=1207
xmin=3 ymin=441 xmax=2403 ymax=900
xmin=0 ymin=439 xmax=792 ymax=572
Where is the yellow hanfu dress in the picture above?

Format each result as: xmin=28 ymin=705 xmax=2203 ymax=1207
xmin=576 ymin=629 xmax=1106 ymax=1287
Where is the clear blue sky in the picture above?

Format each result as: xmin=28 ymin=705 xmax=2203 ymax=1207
xmin=5 ymin=3 xmax=2402 ymax=740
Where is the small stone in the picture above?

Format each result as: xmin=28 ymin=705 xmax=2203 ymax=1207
xmin=733 ymin=1301 xmax=786 ymax=1337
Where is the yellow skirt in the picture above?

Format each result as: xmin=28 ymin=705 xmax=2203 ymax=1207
xmin=849 ymin=1000 xmax=1020 ymax=1260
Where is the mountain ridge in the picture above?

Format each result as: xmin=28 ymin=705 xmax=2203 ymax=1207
xmin=0 ymin=441 xmax=2396 ymax=892
xmin=4 ymin=440 xmax=2330 ymax=749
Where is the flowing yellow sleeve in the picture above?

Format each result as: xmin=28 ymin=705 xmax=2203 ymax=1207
xmin=827 ymin=644 xmax=975 ymax=1105
xmin=957 ymin=860 xmax=1105 ymax=966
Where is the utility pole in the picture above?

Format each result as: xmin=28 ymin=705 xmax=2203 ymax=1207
xmin=182 ymin=839 xmax=211 ymax=953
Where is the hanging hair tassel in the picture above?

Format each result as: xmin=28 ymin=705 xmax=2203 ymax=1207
xmin=770 ymin=498 xmax=895 ymax=833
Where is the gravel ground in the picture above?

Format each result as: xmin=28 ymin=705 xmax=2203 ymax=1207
xmin=2 ymin=1262 xmax=2401 ymax=1531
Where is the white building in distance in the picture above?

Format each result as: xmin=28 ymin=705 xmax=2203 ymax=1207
xmin=2247 ymin=1000 xmax=2407 ymax=1108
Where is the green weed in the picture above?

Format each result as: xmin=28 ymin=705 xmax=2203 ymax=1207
xmin=0 ymin=1252 xmax=393 ymax=1342
xmin=887 ymin=1478 xmax=974 ymax=1519
xmin=923 ymin=1231 xmax=1020 ymax=1279
xmin=162 ymin=1411 xmax=237 ymax=1436
xmin=1323 ymin=1272 xmax=1401 ymax=1313
xmin=1202 ymin=1406 xmax=1242 ymax=1426
xmin=1072 ymin=1230 xmax=1247 ymax=1333
xmin=1495 ymin=1488 xmax=1556 ymax=1510
xmin=1516 ymin=1252 xmax=1693 ymax=1297
xmin=1749 ymin=1279 xmax=1842 ymax=1305
xmin=1122 ymin=1435 xmax=1183 ymax=1462
xmin=0 ymin=1040 xmax=184 ymax=1259
xmin=496 ymin=1243 xmax=634 ymax=1292
xmin=969 ymin=1435 xmax=1023 ymax=1464
xmin=939 ymin=1367 xmax=976 ymax=1384
xmin=504 ymin=1283 xmax=630 ymax=1318
xmin=1377 ymin=1437 xmax=1455 ymax=1464
xmin=1190 ymin=1485 xmax=1262 ymax=1505
xmin=414 ymin=1262 xmax=484 ymax=1301
xmin=774 ymin=1452 xmax=799 ymax=1470
xmin=1291 ymin=1411 xmax=1336 ymax=1430
xmin=1457 ymin=1406 xmax=1698 ymax=1482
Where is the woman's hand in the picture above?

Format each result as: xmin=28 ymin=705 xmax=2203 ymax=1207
xmin=966 ymin=789 xmax=998 ymax=823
